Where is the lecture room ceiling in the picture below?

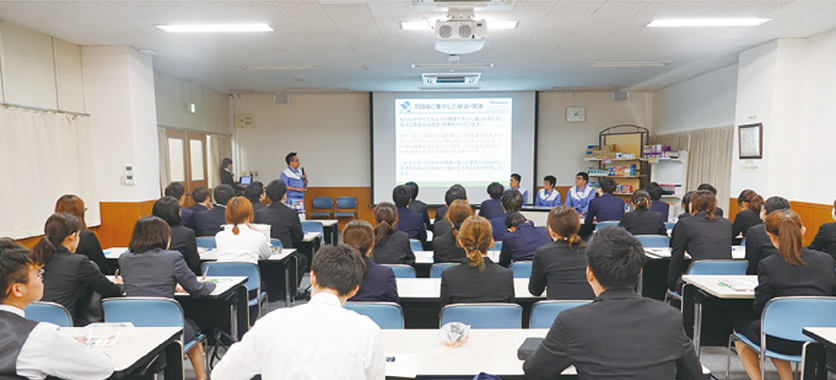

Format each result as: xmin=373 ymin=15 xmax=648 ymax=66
xmin=1 ymin=1 xmax=835 ymax=93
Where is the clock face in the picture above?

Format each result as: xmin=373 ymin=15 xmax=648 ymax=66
xmin=566 ymin=106 xmax=586 ymax=122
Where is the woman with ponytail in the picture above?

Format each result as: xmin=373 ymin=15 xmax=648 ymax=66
xmin=371 ymin=202 xmax=415 ymax=265
xmin=433 ymin=199 xmax=473 ymax=263
xmin=734 ymin=209 xmax=836 ymax=380
xmin=529 ymin=206 xmax=595 ymax=300
xmin=36 ymin=212 xmax=122 ymax=325
xmin=215 ymin=196 xmax=271 ymax=264
xmin=439 ymin=216 xmax=513 ymax=307
xmin=733 ymin=190 xmax=764 ymax=239
xmin=618 ymin=190 xmax=667 ymax=236
xmin=55 ymin=194 xmax=111 ymax=274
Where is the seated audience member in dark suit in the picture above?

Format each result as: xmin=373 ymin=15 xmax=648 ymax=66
xmin=54 ymin=194 xmax=112 ymax=274
xmin=523 ymin=226 xmax=703 ymax=380
xmin=344 ymin=221 xmax=398 ymax=302
xmin=745 ymin=196 xmax=790 ymax=275
xmin=499 ymin=212 xmax=550 ymax=267
xmin=808 ymin=198 xmax=836 ymax=260
xmin=440 ymin=216 xmax=514 ymax=307
xmin=489 ymin=189 xmax=523 ymax=241
xmin=529 ymin=206 xmax=595 ymax=300
xmin=734 ymin=209 xmax=836 ymax=380
xmin=669 ymin=191 xmax=733 ymax=291
xmin=647 ymin=182 xmax=671 ymax=220
xmin=433 ymin=200 xmax=473 ymax=263
xmin=0 ymin=239 xmax=115 ymax=380
xmin=244 ymin=181 xmax=267 ymax=213
xmin=698 ymin=183 xmax=725 ymax=217
xmin=184 ymin=186 xmax=212 ymax=229
xmin=33 ymin=213 xmax=123 ymax=325
xmin=583 ymin=177 xmax=624 ymax=228
xmin=153 ymin=196 xmax=201 ymax=275
xmin=677 ymin=191 xmax=695 ymax=221
xmin=404 ymin=181 xmax=430 ymax=234
xmin=479 ymin=182 xmax=505 ymax=220
xmin=165 ymin=182 xmax=193 ymax=230
xmin=119 ymin=216 xmax=215 ymax=380
xmin=372 ymin=202 xmax=416 ymax=265
xmin=195 ymin=184 xmax=235 ymax=237
xmin=434 ymin=184 xmax=467 ymax=235
xmin=393 ymin=185 xmax=427 ymax=243
xmin=254 ymin=180 xmax=308 ymax=278
xmin=733 ymin=189 xmax=764 ymax=240
xmin=619 ymin=190 xmax=667 ymax=236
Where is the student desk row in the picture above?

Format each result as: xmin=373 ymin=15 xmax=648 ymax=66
xmin=681 ymin=274 xmax=756 ymax=355
xmin=639 ymin=246 xmax=746 ymax=301
xmin=802 ymin=327 xmax=836 ymax=380
xmin=306 ymin=218 xmax=339 ymax=245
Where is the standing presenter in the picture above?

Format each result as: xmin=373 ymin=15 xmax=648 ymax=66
xmin=281 ymin=152 xmax=307 ymax=211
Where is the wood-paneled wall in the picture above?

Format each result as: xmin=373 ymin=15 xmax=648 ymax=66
xmin=729 ymin=197 xmax=833 ymax=246
xmin=96 ymin=201 xmax=156 ymax=248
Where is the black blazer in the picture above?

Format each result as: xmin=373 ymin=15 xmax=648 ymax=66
xmin=439 ymin=257 xmax=514 ymax=307
xmin=407 ymin=199 xmax=431 ymax=234
xmin=523 ymin=288 xmax=704 ymax=380
xmin=529 ymin=241 xmax=595 ymax=300
xmin=809 ymin=221 xmax=836 ymax=260
xmin=434 ymin=205 xmax=448 ymax=226
xmin=434 ymin=219 xmax=453 ymax=237
xmin=119 ymin=248 xmax=215 ymax=299
xmin=668 ymin=212 xmax=733 ymax=290
xmin=194 ymin=205 xmax=226 ymax=237
xmin=618 ymin=208 xmax=667 ymax=236
xmin=478 ymin=198 xmax=505 ymax=220
xmin=732 ymin=209 xmax=762 ymax=239
xmin=169 ymin=224 xmax=201 ymax=276
xmin=584 ymin=193 xmax=624 ymax=226
xmin=42 ymin=247 xmax=123 ymax=323
xmin=221 ymin=170 xmax=235 ymax=186
xmin=498 ymin=222 xmax=551 ymax=267
xmin=372 ymin=231 xmax=415 ymax=265
xmin=745 ymin=223 xmax=777 ymax=275
xmin=397 ymin=207 xmax=427 ymax=243
xmin=75 ymin=229 xmax=112 ymax=274
xmin=251 ymin=200 xmax=266 ymax=213
xmin=754 ymin=248 xmax=836 ymax=314
xmin=183 ymin=203 xmax=209 ymax=229
xmin=649 ymin=200 xmax=670 ymax=220
xmin=433 ymin=232 xmax=467 ymax=263
xmin=350 ymin=257 xmax=399 ymax=302
xmin=254 ymin=202 xmax=303 ymax=248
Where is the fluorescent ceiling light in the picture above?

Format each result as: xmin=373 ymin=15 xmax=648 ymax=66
xmin=401 ymin=21 xmax=433 ymax=31
xmin=240 ymin=64 xmax=318 ymax=70
xmin=401 ymin=19 xmax=517 ymax=30
xmin=156 ymin=23 xmax=273 ymax=33
xmin=412 ymin=63 xmax=494 ymax=69
xmin=588 ymin=61 xmax=671 ymax=68
xmin=647 ymin=18 xmax=771 ymax=27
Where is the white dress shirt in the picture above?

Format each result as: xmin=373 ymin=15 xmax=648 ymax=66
xmin=214 ymin=224 xmax=272 ymax=263
xmin=0 ymin=305 xmax=113 ymax=380
xmin=211 ymin=292 xmax=385 ymax=380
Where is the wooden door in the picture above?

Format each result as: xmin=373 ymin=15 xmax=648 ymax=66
xmin=164 ymin=130 xmax=208 ymax=206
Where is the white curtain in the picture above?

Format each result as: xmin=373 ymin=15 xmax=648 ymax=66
xmin=158 ymin=127 xmax=171 ymax=192
xmin=0 ymin=106 xmax=100 ymax=238
xmin=209 ymin=134 xmax=232 ymax=189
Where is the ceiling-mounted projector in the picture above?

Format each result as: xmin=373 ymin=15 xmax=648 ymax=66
xmin=435 ymin=18 xmax=486 ymax=55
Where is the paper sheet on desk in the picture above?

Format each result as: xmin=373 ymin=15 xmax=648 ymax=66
xmin=720 ymin=278 xmax=757 ymax=291
xmin=385 ymin=353 xmax=423 ymax=378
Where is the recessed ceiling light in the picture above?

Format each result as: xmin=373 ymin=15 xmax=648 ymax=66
xmin=412 ymin=63 xmax=494 ymax=69
xmin=401 ymin=19 xmax=518 ymax=30
xmin=588 ymin=61 xmax=672 ymax=68
xmin=156 ymin=23 xmax=273 ymax=33
xmin=647 ymin=18 xmax=771 ymax=27
xmin=239 ymin=64 xmax=319 ymax=70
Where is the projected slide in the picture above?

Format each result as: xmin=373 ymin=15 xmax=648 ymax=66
xmin=395 ymin=98 xmax=512 ymax=186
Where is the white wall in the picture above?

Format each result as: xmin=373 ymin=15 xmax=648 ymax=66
xmin=154 ymin=71 xmax=230 ymax=135
xmin=233 ymin=93 xmax=371 ymax=187
xmin=652 ymin=65 xmax=738 ymax=135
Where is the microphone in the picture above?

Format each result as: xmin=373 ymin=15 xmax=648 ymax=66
xmin=301 ymin=167 xmax=306 ymax=175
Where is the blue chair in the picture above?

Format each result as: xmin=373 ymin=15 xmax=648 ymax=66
xmin=201 ymin=262 xmax=266 ymax=318
xmin=634 ymin=235 xmax=670 ymax=248
xmin=430 ymin=263 xmax=457 ymax=278
xmin=25 ymin=301 xmax=72 ymax=327
xmin=595 ymin=221 xmax=619 ymax=231
xmin=269 ymin=238 xmax=284 ymax=249
xmin=344 ymin=302 xmax=404 ymax=329
xmin=334 ymin=197 xmax=358 ymax=218
xmin=301 ymin=221 xmax=324 ymax=235
xmin=741 ymin=238 xmax=747 ymax=247
xmin=509 ymin=261 xmax=532 ymax=278
xmin=382 ymin=264 xmax=416 ymax=278
xmin=310 ymin=197 xmax=333 ymax=218
xmin=726 ymin=296 xmax=836 ymax=380
xmin=440 ymin=303 xmax=523 ymax=329
xmin=665 ymin=222 xmax=677 ymax=230
xmin=491 ymin=241 xmax=503 ymax=251
xmin=409 ymin=239 xmax=423 ymax=252
xmin=529 ymin=300 xmax=591 ymax=329
xmin=195 ymin=236 xmax=216 ymax=249
xmin=666 ymin=260 xmax=748 ymax=302
xmin=102 ymin=297 xmax=204 ymax=354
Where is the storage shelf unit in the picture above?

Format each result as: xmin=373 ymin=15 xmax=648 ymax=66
xmin=587 ymin=125 xmax=650 ymax=198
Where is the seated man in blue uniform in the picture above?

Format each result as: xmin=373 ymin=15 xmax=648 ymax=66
xmin=508 ymin=173 xmax=528 ymax=205
xmin=479 ymin=182 xmax=505 ymax=220
xmin=393 ymin=185 xmax=427 ymax=244
xmin=489 ymin=189 xmax=524 ymax=241
xmin=566 ymin=172 xmax=596 ymax=217
xmin=499 ymin=212 xmax=551 ymax=267
xmin=584 ymin=177 xmax=625 ymax=227
xmin=534 ymin=175 xmax=561 ymax=208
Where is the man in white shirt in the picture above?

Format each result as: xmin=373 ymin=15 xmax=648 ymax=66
xmin=0 ymin=238 xmax=114 ymax=380
xmin=212 ymin=244 xmax=385 ymax=380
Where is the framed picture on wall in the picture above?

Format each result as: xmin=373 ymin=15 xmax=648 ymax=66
xmin=739 ymin=123 xmax=763 ymax=159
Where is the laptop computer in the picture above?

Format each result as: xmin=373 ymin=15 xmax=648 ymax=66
xmin=239 ymin=176 xmax=253 ymax=185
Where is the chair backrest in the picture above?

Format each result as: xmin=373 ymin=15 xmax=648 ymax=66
xmin=382 ymin=264 xmax=416 ymax=278
xmin=336 ymin=197 xmax=357 ymax=209
xmin=440 ymin=303 xmax=523 ymax=329
xmin=196 ymin=236 xmax=216 ymax=249
xmin=344 ymin=302 xmax=404 ymax=329
xmin=509 ymin=261 xmax=532 ymax=278
xmin=102 ymin=297 xmax=184 ymax=328
xmin=201 ymin=262 xmax=260 ymax=293
xmin=634 ymin=234 xmax=670 ymax=248
xmin=491 ymin=241 xmax=503 ymax=251
xmin=24 ymin=301 xmax=73 ymax=327
xmin=664 ymin=222 xmax=676 ymax=230
xmin=529 ymin=300 xmax=591 ymax=329
xmin=595 ymin=221 xmax=619 ymax=231
xmin=740 ymin=238 xmax=746 ymax=247
xmin=269 ymin=238 xmax=284 ymax=249
xmin=430 ymin=263 xmax=457 ymax=278
xmin=762 ymin=297 xmax=836 ymax=342
xmin=687 ymin=260 xmax=748 ymax=275
xmin=301 ymin=221 xmax=324 ymax=235
xmin=409 ymin=239 xmax=423 ymax=252
xmin=312 ymin=197 xmax=333 ymax=210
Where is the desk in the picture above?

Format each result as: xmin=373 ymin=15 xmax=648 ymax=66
xmin=802 ymin=327 xmax=836 ymax=380
xmin=397 ymin=278 xmax=543 ymax=300
xmin=413 ymin=251 xmax=500 ymax=265
xmin=60 ymin=326 xmax=183 ymax=379
xmin=644 ymin=246 xmax=746 ymax=260
xmin=681 ymin=275 xmax=756 ymax=355
xmin=317 ymin=219 xmax=339 ymax=244
xmin=198 ymin=247 xmax=295 ymax=262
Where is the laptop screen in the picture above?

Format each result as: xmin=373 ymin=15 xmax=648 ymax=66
xmin=239 ymin=176 xmax=253 ymax=185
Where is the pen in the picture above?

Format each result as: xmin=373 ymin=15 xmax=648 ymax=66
xmin=114 ymin=269 xmax=120 ymax=278
xmin=202 ymin=267 xmax=209 ymax=281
